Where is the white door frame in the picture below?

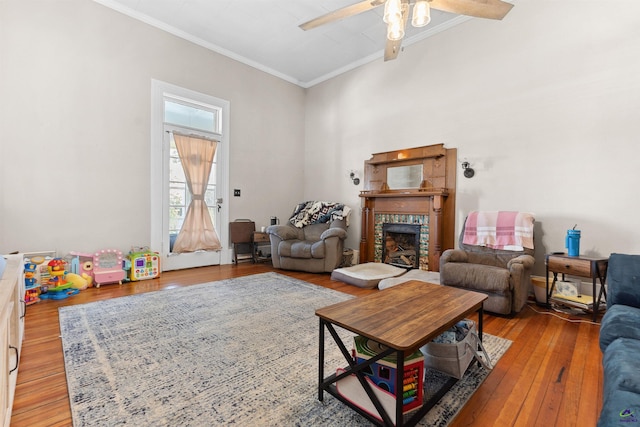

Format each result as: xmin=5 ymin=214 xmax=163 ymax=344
xmin=150 ymin=79 xmax=231 ymax=270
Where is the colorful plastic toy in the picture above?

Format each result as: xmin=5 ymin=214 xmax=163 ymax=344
xmin=24 ymin=262 xmax=40 ymax=305
xmin=46 ymin=258 xmax=69 ymax=289
xmin=128 ymin=248 xmax=160 ymax=281
xmin=353 ymin=335 xmax=425 ymax=414
xmin=39 ymin=287 xmax=79 ymax=300
xmin=24 ymin=288 xmax=40 ymax=305
xmin=93 ymin=249 xmax=126 ymax=287
xmin=65 ymin=272 xmax=89 ymax=290
xmin=69 ymin=251 xmax=95 ymax=286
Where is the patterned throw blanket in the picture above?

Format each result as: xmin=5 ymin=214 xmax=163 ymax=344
xmin=462 ymin=211 xmax=535 ymax=250
xmin=289 ymin=201 xmax=351 ymax=228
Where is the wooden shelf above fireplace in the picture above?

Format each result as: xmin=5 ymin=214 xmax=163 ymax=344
xmin=359 ymin=189 xmax=449 ymax=198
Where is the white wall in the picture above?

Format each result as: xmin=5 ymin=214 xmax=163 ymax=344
xmin=304 ymin=0 xmax=640 ymax=274
xmin=2 ymin=0 xmax=639 ymax=273
xmin=0 ymin=0 xmax=306 ymax=256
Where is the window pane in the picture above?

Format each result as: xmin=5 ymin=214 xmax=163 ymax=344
xmin=169 ymin=208 xmax=184 ymax=233
xmin=169 ymin=186 xmax=186 ymax=207
xmin=165 ymin=100 xmax=216 ymax=132
xmin=169 ymin=158 xmax=186 ymax=182
xmin=169 ymin=140 xmax=179 ymax=158
xmin=204 ymin=188 xmax=216 ymax=206
xmin=209 ymin=163 xmax=216 ymax=183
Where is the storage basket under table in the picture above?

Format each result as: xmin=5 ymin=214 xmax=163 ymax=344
xmin=420 ymin=319 xmax=492 ymax=380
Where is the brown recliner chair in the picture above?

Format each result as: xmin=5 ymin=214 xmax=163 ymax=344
xmin=267 ymin=202 xmax=349 ymax=273
xmin=439 ymin=212 xmax=535 ymax=315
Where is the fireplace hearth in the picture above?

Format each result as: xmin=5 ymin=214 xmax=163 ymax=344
xmin=382 ymin=223 xmax=421 ymax=269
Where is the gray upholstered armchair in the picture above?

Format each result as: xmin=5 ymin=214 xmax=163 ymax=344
xmin=439 ymin=212 xmax=536 ymax=315
xmin=267 ymin=202 xmax=349 ymax=273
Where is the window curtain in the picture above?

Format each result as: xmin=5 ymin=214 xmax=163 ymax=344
xmin=172 ymin=133 xmax=222 ymax=253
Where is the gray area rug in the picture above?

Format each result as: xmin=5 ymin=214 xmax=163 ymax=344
xmin=59 ymin=272 xmax=511 ymax=426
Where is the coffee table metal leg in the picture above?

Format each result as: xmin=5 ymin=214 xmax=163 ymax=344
xmin=396 ymin=350 xmax=405 ymax=427
xmin=318 ymin=318 xmax=325 ymax=402
xmin=478 ymin=306 xmax=483 ymax=341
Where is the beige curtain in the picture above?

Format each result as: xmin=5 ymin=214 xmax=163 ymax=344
xmin=172 ymin=133 xmax=222 ymax=253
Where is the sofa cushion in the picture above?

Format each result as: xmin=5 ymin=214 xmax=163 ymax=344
xmin=607 ymin=253 xmax=640 ymax=309
xmin=440 ymin=263 xmax=511 ymax=294
xmin=310 ymin=241 xmax=326 ymax=258
xmin=599 ymin=304 xmax=640 ymax=352
xmin=598 ymin=388 xmax=640 ymax=427
xmin=599 ymin=338 xmax=640 ymax=426
xmin=278 ymin=240 xmax=325 ymax=259
xmin=302 ymin=223 xmax=330 ymax=241
xmin=603 ymin=338 xmax=640 ymax=394
xmin=598 ymin=338 xmax=640 ymax=427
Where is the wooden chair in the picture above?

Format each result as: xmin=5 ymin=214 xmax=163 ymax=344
xmin=229 ymin=219 xmax=255 ymax=264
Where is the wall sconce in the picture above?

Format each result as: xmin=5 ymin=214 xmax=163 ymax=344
xmin=461 ymin=162 xmax=475 ymax=178
xmin=349 ymin=171 xmax=360 ymax=185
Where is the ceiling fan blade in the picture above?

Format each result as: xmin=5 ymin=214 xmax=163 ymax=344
xmin=430 ymin=0 xmax=514 ymax=20
xmin=300 ymin=0 xmax=386 ymax=31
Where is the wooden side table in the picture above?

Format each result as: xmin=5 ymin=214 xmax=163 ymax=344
xmin=545 ymin=254 xmax=608 ymax=322
xmin=252 ymin=231 xmax=270 ymax=263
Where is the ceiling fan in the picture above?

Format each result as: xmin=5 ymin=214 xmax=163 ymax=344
xmin=299 ymin=0 xmax=514 ymax=61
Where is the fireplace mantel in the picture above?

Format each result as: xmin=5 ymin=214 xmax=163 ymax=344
xmin=359 ymin=190 xmax=448 ymax=198
xmin=358 ymin=144 xmax=457 ymax=271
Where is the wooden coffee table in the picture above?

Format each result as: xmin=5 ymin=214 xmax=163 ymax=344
xmin=316 ymin=280 xmax=488 ymax=427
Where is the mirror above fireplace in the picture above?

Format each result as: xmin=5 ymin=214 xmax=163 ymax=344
xmin=387 ymin=164 xmax=423 ymax=189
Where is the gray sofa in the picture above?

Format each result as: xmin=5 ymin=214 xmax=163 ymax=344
xmin=267 ymin=217 xmax=347 ymax=273
xmin=598 ymin=253 xmax=640 ymax=426
xmin=439 ymin=216 xmax=535 ymax=315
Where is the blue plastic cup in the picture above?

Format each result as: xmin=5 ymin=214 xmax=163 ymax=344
xmin=565 ymin=229 xmax=581 ymax=257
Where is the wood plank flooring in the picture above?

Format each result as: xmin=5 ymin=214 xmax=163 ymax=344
xmin=10 ymin=263 xmax=603 ymax=426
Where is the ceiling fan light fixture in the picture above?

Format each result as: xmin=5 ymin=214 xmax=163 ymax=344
xmin=383 ymin=0 xmax=402 ymax=24
xmin=387 ymin=17 xmax=405 ymax=41
xmin=411 ymin=0 xmax=431 ymax=28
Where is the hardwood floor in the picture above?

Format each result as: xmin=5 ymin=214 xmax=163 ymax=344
xmin=11 ymin=263 xmax=603 ymax=426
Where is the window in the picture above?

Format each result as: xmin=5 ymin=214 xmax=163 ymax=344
xmin=164 ymin=99 xmax=219 ymax=133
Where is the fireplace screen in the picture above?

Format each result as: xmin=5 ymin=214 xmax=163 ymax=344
xmin=382 ymin=223 xmax=421 ymax=269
